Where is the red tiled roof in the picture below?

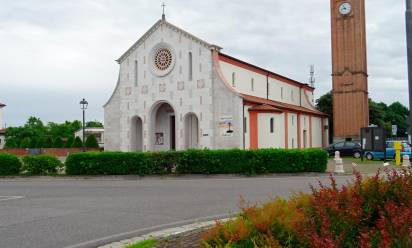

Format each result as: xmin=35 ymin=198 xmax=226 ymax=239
xmin=241 ymin=94 xmax=327 ymax=117
xmin=249 ymin=104 xmax=283 ymax=113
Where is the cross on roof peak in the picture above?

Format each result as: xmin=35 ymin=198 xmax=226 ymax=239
xmin=162 ymin=2 xmax=166 ymax=21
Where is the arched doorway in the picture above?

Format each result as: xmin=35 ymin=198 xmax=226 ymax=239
xmin=130 ymin=116 xmax=143 ymax=151
xmin=149 ymin=102 xmax=176 ymax=151
xmin=184 ymin=113 xmax=199 ymax=149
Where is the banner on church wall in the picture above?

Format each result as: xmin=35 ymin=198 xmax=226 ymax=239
xmin=155 ymin=133 xmax=164 ymax=145
xmin=219 ymin=116 xmax=234 ymax=137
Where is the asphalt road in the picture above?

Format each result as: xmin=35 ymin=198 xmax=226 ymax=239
xmin=0 ymin=175 xmax=353 ymax=248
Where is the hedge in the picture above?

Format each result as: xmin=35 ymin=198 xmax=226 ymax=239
xmin=65 ymin=149 xmax=328 ymax=176
xmin=22 ymin=155 xmax=63 ymax=175
xmin=0 ymin=154 xmax=22 ymax=175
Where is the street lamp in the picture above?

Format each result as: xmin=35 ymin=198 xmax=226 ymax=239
xmin=80 ymin=98 xmax=88 ymax=151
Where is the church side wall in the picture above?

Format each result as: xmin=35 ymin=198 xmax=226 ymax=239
xmin=311 ymin=116 xmax=323 ymax=148
xmin=258 ymin=113 xmax=285 ymax=148
xmin=287 ymin=113 xmax=298 ymax=149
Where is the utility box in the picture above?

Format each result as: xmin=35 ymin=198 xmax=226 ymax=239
xmin=361 ymin=127 xmax=387 ymax=155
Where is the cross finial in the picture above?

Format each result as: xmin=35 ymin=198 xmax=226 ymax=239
xmin=162 ymin=2 xmax=166 ymax=21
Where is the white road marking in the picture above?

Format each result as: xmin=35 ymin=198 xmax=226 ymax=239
xmin=0 ymin=196 xmax=24 ymax=202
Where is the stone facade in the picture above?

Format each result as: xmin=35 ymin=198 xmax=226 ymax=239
xmin=104 ymin=17 xmax=328 ymax=152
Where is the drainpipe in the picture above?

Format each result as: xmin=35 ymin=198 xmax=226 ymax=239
xmin=242 ymin=99 xmax=245 ymax=150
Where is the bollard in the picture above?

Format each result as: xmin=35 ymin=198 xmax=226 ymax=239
xmin=402 ymin=155 xmax=411 ymax=168
xmin=334 ymin=151 xmax=345 ymax=174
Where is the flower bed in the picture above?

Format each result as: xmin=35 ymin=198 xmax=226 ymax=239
xmin=202 ymin=169 xmax=412 ymax=247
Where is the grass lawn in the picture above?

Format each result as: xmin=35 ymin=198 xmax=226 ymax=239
xmin=326 ymin=157 xmax=401 ymax=174
xmin=125 ymin=239 xmax=157 ymax=248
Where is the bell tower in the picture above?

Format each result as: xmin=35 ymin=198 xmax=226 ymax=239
xmin=331 ymin=0 xmax=369 ymax=141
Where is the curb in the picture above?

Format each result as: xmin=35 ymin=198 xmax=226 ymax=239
xmin=98 ymin=218 xmax=230 ymax=248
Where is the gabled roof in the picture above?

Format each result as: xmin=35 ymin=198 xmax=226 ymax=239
xmin=116 ymin=18 xmax=221 ymax=64
xmin=241 ymin=94 xmax=327 ymax=117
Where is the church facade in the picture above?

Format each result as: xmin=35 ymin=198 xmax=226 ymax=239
xmin=104 ymin=17 xmax=329 ymax=152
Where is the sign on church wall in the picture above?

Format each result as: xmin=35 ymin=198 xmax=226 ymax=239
xmin=219 ymin=116 xmax=234 ymax=137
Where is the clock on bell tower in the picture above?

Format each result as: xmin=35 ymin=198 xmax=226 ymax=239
xmin=331 ymin=0 xmax=369 ymax=141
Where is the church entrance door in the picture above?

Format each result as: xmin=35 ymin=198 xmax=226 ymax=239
xmin=184 ymin=113 xmax=199 ymax=149
xmin=149 ymin=102 xmax=176 ymax=151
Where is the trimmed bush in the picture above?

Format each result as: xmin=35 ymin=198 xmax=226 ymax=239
xmin=65 ymin=149 xmax=327 ymax=176
xmin=0 ymin=153 xmax=22 ymax=175
xmin=22 ymin=155 xmax=63 ymax=175
xmin=53 ymin=137 xmax=64 ymax=148
xmin=85 ymin=134 xmax=99 ymax=148
xmin=71 ymin=136 xmax=83 ymax=148
xmin=65 ymin=136 xmax=74 ymax=148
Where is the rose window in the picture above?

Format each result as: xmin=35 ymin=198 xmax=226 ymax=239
xmin=154 ymin=48 xmax=173 ymax=71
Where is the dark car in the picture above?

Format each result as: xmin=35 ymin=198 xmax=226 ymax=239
xmin=325 ymin=141 xmax=362 ymax=158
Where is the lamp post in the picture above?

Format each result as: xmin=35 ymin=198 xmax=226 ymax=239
xmin=80 ymin=98 xmax=88 ymax=152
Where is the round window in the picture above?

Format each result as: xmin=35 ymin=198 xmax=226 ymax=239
xmin=149 ymin=43 xmax=176 ymax=77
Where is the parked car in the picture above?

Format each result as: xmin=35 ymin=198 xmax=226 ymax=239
xmin=325 ymin=141 xmax=362 ymax=158
xmin=364 ymin=141 xmax=412 ymax=161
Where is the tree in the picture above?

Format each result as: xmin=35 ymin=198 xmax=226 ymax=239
xmin=86 ymin=120 xmax=103 ymax=128
xmin=53 ymin=137 xmax=64 ymax=148
xmin=65 ymin=136 xmax=74 ymax=148
xmin=316 ymin=91 xmax=333 ymax=142
xmin=4 ymin=138 xmax=18 ymax=148
xmin=85 ymin=134 xmax=99 ymax=148
xmin=20 ymin=137 xmax=31 ymax=148
xmin=71 ymin=136 xmax=83 ymax=148
xmin=43 ymin=137 xmax=53 ymax=148
xmin=35 ymin=138 xmax=44 ymax=148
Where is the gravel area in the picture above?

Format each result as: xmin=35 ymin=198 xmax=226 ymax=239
xmin=154 ymin=229 xmax=204 ymax=248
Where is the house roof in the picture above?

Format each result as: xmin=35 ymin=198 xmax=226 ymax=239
xmin=0 ymin=129 xmax=5 ymax=134
xmin=241 ymin=94 xmax=327 ymax=117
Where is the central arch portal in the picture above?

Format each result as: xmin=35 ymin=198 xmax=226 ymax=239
xmin=149 ymin=102 xmax=176 ymax=151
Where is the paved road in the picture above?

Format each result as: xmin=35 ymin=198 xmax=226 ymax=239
xmin=0 ymin=175 xmax=353 ymax=248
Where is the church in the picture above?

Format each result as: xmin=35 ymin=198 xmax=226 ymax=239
xmin=104 ymin=14 xmax=329 ymax=152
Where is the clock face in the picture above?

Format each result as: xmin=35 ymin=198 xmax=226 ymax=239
xmin=339 ymin=2 xmax=352 ymax=15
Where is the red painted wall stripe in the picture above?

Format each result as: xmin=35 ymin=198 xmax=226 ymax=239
xmin=249 ymin=111 xmax=258 ymax=149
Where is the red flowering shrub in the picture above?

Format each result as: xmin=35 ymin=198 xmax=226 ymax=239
xmin=202 ymin=169 xmax=412 ymax=248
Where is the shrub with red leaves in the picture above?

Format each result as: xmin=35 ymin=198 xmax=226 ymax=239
xmin=203 ymin=168 xmax=412 ymax=248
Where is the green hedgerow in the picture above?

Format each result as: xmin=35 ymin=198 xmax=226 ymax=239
xmin=71 ymin=137 xmax=83 ymax=148
xmin=22 ymin=155 xmax=63 ymax=175
xmin=0 ymin=153 xmax=22 ymax=175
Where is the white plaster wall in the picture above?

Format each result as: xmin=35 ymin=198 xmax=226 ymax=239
xmin=300 ymin=115 xmax=310 ymax=148
xmin=0 ymin=135 xmax=4 ymax=149
xmin=219 ymin=61 xmax=267 ymax=99
xmin=104 ymin=21 xmax=215 ymax=151
xmin=258 ymin=113 xmax=284 ymax=148
xmin=288 ymin=113 xmax=298 ymax=148
xmin=311 ymin=117 xmax=323 ymax=148
xmin=0 ymin=108 xmax=3 ymax=129
xmin=268 ymin=77 xmax=301 ymax=106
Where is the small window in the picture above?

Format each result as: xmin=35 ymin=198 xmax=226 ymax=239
xmin=134 ymin=60 xmax=138 ymax=86
xmin=281 ymin=87 xmax=284 ymax=99
xmin=199 ymin=63 xmax=202 ymax=72
xmin=199 ymin=47 xmax=202 ymax=56
xmin=251 ymin=78 xmax=254 ymax=91
xmin=188 ymin=52 xmax=193 ymax=81
xmin=244 ymin=117 xmax=247 ymax=133
xmin=270 ymin=118 xmax=274 ymax=133
xmin=232 ymin=72 xmax=236 ymax=87
xmin=292 ymin=138 xmax=295 ymax=148
xmin=291 ymin=91 xmax=294 ymax=101
xmin=291 ymin=115 xmax=294 ymax=126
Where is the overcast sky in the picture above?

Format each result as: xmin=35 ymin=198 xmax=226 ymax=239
xmin=0 ymin=0 xmax=408 ymax=126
